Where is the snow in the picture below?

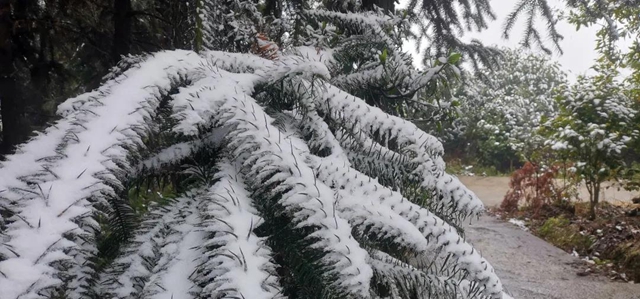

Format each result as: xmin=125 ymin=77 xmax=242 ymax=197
xmin=1 ymin=44 xmax=504 ymax=298
xmin=316 ymin=82 xmax=484 ymax=217
xmin=144 ymin=209 xmax=202 ymax=299
xmin=138 ymin=126 xmax=231 ymax=172
xmin=292 ymin=46 xmax=334 ymax=64
xmin=197 ymin=160 xmax=283 ymax=298
xmin=169 ymin=58 xmax=374 ymax=296
xmin=452 ymin=49 xmax=566 ymax=156
xmin=101 ymin=195 xmax=199 ymax=298
xmin=545 ymin=74 xmax=637 ymax=180
xmin=508 ymin=218 xmax=529 ymax=231
xmin=312 ymin=156 xmax=504 ymax=298
xmin=169 ymin=48 xmax=493 ymax=295
xmin=368 ymin=250 xmax=462 ymax=297
xmin=305 ymin=9 xmax=398 ymax=49
xmin=0 ymin=50 xmax=204 ymax=298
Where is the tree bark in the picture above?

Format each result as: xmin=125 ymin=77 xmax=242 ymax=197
xmin=112 ymin=0 xmax=132 ymax=64
xmin=592 ymin=181 xmax=600 ymax=220
xmin=0 ymin=0 xmax=21 ymax=155
xmin=362 ymin=0 xmax=395 ymax=12
xmin=587 ymin=180 xmax=601 ymax=220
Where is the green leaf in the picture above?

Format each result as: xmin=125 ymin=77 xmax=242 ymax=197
xmin=448 ymin=52 xmax=462 ymax=64
xmin=379 ymin=48 xmax=388 ymax=65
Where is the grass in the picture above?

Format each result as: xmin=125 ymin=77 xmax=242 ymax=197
xmin=537 ymin=216 xmax=594 ymax=252
xmin=500 ymin=200 xmax=640 ymax=282
xmin=613 ymin=241 xmax=640 ymax=281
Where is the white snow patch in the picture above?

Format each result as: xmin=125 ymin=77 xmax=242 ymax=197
xmin=508 ymin=218 xmax=529 ymax=231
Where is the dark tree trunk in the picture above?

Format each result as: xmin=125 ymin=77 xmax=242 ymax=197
xmin=153 ymin=0 xmax=195 ymax=50
xmin=590 ymin=181 xmax=600 ymax=220
xmin=362 ymin=0 xmax=395 ymax=12
xmin=112 ymin=0 xmax=132 ymax=64
xmin=587 ymin=180 xmax=601 ymax=220
xmin=0 ymin=0 xmax=21 ymax=155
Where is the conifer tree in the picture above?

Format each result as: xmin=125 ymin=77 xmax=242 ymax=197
xmin=0 ymin=1 xmax=509 ymax=298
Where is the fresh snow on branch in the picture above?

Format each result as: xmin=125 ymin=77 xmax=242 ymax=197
xmin=310 ymin=155 xmax=503 ymax=298
xmin=0 ymin=51 xmax=203 ymax=299
xmin=0 ymin=46 xmax=504 ymax=298
xmin=100 ymin=194 xmax=201 ymax=299
xmin=197 ymin=160 xmax=284 ymax=298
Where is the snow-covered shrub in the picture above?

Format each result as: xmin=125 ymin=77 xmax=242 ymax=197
xmin=543 ymin=73 xmax=638 ymax=219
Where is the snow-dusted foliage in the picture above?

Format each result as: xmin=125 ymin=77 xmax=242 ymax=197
xmin=544 ymin=74 xmax=637 ymax=169
xmin=0 ymin=49 xmax=507 ymax=299
xmin=0 ymin=8 xmax=508 ymax=299
xmin=197 ymin=0 xmax=262 ymax=52
xmin=300 ymin=8 xmax=461 ymax=121
xmin=0 ymin=51 xmax=201 ymax=299
xmin=449 ymin=49 xmax=567 ymax=166
xmin=542 ymin=73 xmax=638 ymax=217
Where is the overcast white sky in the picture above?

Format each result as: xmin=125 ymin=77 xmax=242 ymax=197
xmin=403 ymin=0 xmax=607 ymax=80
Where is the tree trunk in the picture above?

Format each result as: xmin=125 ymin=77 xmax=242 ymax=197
xmin=588 ymin=180 xmax=601 ymax=220
xmin=112 ymin=0 xmax=132 ymax=64
xmin=0 ymin=0 xmax=20 ymax=155
xmin=592 ymin=181 xmax=600 ymax=219
xmin=362 ymin=0 xmax=395 ymax=12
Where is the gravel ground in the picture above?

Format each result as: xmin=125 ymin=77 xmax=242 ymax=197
xmin=461 ymin=176 xmax=640 ymax=299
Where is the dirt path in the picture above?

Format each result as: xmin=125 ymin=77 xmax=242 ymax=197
xmin=459 ymin=176 xmax=640 ymax=298
xmin=459 ymin=176 xmax=639 ymax=207
xmin=465 ymin=216 xmax=640 ymax=299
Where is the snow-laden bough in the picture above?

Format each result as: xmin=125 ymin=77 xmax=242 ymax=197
xmin=0 ymin=48 xmax=507 ymax=298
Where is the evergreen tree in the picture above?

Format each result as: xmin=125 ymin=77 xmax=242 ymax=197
xmin=0 ymin=1 xmax=509 ymax=299
xmin=447 ymin=49 xmax=567 ymax=171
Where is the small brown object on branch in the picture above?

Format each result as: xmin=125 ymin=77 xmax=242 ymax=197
xmin=632 ymin=196 xmax=640 ymax=204
xmin=251 ymin=33 xmax=279 ymax=60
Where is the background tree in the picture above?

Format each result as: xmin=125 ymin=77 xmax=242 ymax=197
xmin=0 ymin=0 xmax=202 ymax=155
xmin=444 ymin=49 xmax=567 ymax=172
xmin=542 ymin=71 xmax=638 ymax=219
xmin=562 ymin=0 xmax=640 ymax=190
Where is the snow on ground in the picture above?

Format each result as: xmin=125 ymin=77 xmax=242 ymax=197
xmin=507 ymin=218 xmax=529 ymax=231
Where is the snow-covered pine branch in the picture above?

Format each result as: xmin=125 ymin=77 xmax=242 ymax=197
xmin=0 ymin=47 xmax=505 ymax=298
xmin=99 ymin=193 xmax=201 ymax=299
xmin=0 ymin=51 xmax=203 ymax=299
xmin=309 ymin=155 xmax=502 ymax=298
xmin=196 ymin=160 xmax=284 ymax=298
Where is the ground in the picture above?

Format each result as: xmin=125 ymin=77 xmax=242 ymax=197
xmin=462 ymin=176 xmax=640 ymax=299
xmin=459 ymin=176 xmax=639 ymax=207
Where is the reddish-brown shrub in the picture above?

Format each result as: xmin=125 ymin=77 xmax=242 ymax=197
xmin=501 ymin=162 xmax=574 ymax=216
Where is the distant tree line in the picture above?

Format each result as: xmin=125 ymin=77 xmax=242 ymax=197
xmin=0 ymin=0 xmax=201 ymax=154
